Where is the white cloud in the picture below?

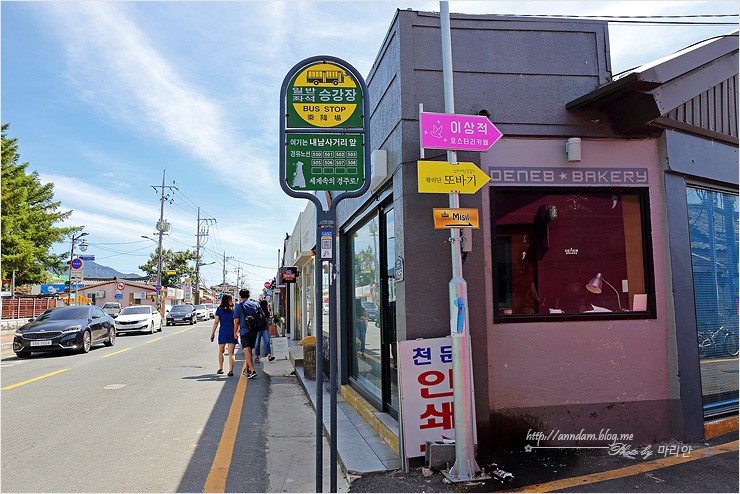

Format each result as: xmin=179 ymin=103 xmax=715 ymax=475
xmin=47 ymin=2 xmax=274 ymax=193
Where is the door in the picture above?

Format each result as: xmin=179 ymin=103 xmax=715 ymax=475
xmin=347 ymin=205 xmax=398 ymax=418
xmin=380 ymin=207 xmax=399 ymax=417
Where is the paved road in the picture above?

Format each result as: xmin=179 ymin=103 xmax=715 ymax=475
xmin=1 ymin=319 xmax=348 ymax=492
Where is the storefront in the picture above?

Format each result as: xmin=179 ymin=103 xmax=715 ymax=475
xmin=285 ymin=9 xmax=737 ymax=451
xmin=569 ymin=34 xmax=739 ymax=440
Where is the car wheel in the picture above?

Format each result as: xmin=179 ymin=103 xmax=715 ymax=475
xmin=150 ymin=322 xmax=155 ymax=334
xmin=80 ymin=330 xmax=92 ymax=353
xmin=191 ymin=317 xmax=196 ymax=325
xmin=15 ymin=350 xmax=31 ymax=359
xmin=104 ymin=327 xmax=116 ymax=347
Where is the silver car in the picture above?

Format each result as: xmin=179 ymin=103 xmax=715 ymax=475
xmin=193 ymin=304 xmax=209 ymax=321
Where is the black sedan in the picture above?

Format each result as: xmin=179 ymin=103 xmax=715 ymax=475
xmin=13 ymin=305 xmax=116 ymax=358
xmin=166 ymin=304 xmax=196 ymax=326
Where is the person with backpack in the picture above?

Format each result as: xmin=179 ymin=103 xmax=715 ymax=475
xmin=233 ymin=289 xmax=263 ymax=379
xmin=254 ymin=299 xmax=275 ymax=363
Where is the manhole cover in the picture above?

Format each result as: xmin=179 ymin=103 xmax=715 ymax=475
xmin=158 ymin=365 xmax=204 ymax=372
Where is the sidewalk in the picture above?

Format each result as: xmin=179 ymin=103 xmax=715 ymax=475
xmin=283 ymin=341 xmax=400 ymax=476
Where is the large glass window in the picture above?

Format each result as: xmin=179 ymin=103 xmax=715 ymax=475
xmin=687 ymin=187 xmax=739 ymax=416
xmin=492 ymin=189 xmax=652 ymax=319
xmin=350 ymin=216 xmax=382 ymax=402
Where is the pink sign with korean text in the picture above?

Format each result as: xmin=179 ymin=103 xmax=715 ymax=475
xmin=420 ymin=111 xmax=503 ymax=152
xmin=398 ymin=336 xmax=456 ymax=459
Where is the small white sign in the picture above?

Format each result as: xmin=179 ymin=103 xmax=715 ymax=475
xmin=271 ymin=337 xmax=289 ymax=360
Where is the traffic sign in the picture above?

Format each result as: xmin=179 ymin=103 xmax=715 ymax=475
xmin=78 ymin=255 xmax=95 ymax=261
xmin=286 ymin=60 xmax=364 ymax=129
xmin=116 ymin=281 xmax=125 ymax=291
xmin=155 ymin=284 xmax=162 ymax=291
xmin=70 ymin=258 xmax=83 ymax=270
xmin=420 ymin=112 xmax=503 ymax=152
xmin=417 ymin=161 xmax=491 ymax=194
xmin=285 ymin=133 xmax=364 ymax=191
xmin=264 ymin=282 xmax=271 ymax=289
xmin=433 ymin=208 xmax=480 ymax=229
xmin=114 ymin=293 xmax=123 ymax=299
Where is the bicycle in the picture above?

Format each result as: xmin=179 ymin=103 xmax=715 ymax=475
xmin=698 ymin=325 xmax=739 ymax=359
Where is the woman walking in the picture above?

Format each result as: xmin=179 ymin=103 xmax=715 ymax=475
xmin=210 ymin=294 xmax=238 ymax=376
xmin=254 ymin=299 xmax=275 ymax=363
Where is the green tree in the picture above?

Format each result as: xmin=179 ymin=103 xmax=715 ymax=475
xmin=138 ymin=248 xmax=197 ymax=287
xmin=354 ymin=245 xmax=376 ymax=287
xmin=1 ymin=124 xmax=78 ymax=285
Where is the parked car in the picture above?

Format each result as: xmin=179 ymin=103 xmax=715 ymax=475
xmin=361 ymin=301 xmax=378 ymax=321
xmin=193 ymin=304 xmax=209 ymax=321
xmin=13 ymin=305 xmax=115 ymax=358
xmin=102 ymin=302 xmax=122 ymax=318
xmin=204 ymin=303 xmax=216 ymax=319
xmin=166 ymin=304 xmax=196 ymax=326
xmin=115 ymin=305 xmax=163 ymax=334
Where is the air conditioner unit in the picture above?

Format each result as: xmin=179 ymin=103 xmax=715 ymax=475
xmin=95 ymin=290 xmax=105 ymax=297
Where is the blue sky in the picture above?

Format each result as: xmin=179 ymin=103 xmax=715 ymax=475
xmin=2 ymin=0 xmax=736 ymax=291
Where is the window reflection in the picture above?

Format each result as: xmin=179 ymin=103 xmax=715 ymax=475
xmin=350 ymin=216 xmax=382 ymax=402
xmin=493 ymin=191 xmax=649 ymax=317
xmin=687 ymin=187 xmax=739 ymax=416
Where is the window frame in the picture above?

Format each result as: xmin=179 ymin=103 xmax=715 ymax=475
xmin=491 ymin=186 xmax=657 ymax=323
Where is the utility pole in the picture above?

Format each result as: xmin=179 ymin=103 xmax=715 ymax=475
xmin=151 ymin=170 xmax=177 ymax=317
xmin=221 ymin=251 xmax=233 ymax=295
xmin=439 ymin=1 xmax=485 ymax=483
xmin=194 ymin=207 xmax=216 ymax=305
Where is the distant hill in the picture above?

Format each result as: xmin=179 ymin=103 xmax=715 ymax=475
xmin=52 ymin=260 xmax=142 ymax=280
xmin=82 ymin=261 xmax=142 ymax=279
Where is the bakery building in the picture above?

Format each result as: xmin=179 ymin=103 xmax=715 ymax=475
xmin=282 ymin=9 xmax=738 ymax=454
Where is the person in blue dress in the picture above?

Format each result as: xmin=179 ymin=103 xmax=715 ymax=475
xmin=210 ymin=294 xmax=238 ymax=376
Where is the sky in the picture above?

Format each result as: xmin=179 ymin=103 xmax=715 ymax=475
xmin=1 ymin=0 xmax=737 ymax=292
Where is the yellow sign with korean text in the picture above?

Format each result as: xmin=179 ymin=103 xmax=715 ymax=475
xmin=433 ymin=208 xmax=480 ymax=229
xmin=417 ymin=160 xmax=491 ymax=194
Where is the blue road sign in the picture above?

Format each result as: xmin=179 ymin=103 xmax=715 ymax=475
xmin=70 ymin=258 xmax=83 ymax=270
xmin=78 ymin=255 xmax=95 ymax=261
xmin=155 ymin=284 xmax=162 ymax=291
xmin=114 ymin=293 xmax=124 ymax=299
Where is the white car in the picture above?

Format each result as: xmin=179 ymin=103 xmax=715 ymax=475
xmin=114 ymin=305 xmax=163 ymax=334
xmin=193 ymin=304 xmax=209 ymax=321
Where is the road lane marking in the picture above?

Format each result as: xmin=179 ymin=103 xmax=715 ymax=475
xmin=204 ymin=365 xmax=247 ymax=493
xmin=503 ymin=440 xmax=739 ymax=492
xmin=146 ymin=337 xmax=165 ymax=344
xmin=100 ymin=348 xmax=132 ymax=358
xmin=1 ymin=368 xmax=70 ymax=390
xmin=173 ymin=327 xmax=196 ymax=335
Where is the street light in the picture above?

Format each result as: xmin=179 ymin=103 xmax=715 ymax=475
xmin=68 ymin=232 xmax=89 ymax=306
